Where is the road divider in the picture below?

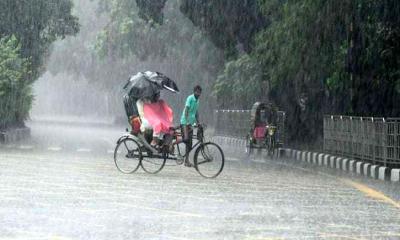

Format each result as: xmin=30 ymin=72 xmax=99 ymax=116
xmin=282 ymin=148 xmax=397 ymax=183
xmin=212 ymin=135 xmax=399 ymax=183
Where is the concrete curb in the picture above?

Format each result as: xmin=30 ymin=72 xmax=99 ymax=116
xmin=392 ymin=169 xmax=400 ymax=182
xmin=212 ymin=136 xmax=399 ymax=183
xmin=281 ymin=148 xmax=399 ymax=183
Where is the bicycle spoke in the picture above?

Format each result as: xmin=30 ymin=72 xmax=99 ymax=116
xmin=114 ymin=138 xmax=141 ymax=174
xmin=194 ymin=142 xmax=224 ymax=178
xmin=123 ymin=141 xmax=129 ymax=151
xmin=141 ymin=150 xmax=166 ymax=174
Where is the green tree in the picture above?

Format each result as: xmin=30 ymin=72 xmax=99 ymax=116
xmin=0 ymin=0 xmax=79 ymax=129
xmin=213 ymin=54 xmax=264 ymax=109
xmin=0 ymin=36 xmax=31 ymax=129
xmin=215 ymin=0 xmax=400 ymax=145
xmin=0 ymin=0 xmax=80 ymax=81
xmin=180 ymin=0 xmax=266 ymax=58
xmin=116 ymin=0 xmax=266 ymax=58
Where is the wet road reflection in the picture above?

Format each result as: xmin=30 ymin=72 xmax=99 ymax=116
xmin=0 ymin=121 xmax=399 ymax=239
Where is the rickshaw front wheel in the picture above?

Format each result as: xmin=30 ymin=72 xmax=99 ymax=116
xmin=140 ymin=147 xmax=167 ymax=174
xmin=245 ymin=135 xmax=253 ymax=155
xmin=194 ymin=142 xmax=225 ymax=178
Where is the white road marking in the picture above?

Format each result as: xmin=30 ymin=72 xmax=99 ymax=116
xmin=226 ymin=157 xmax=240 ymax=162
xmin=48 ymin=146 xmax=62 ymax=151
xmin=116 ymin=202 xmax=207 ymax=218
xmin=77 ymin=148 xmax=92 ymax=153
xmin=276 ymin=159 xmax=400 ymax=210
xmin=252 ymin=159 xmax=265 ymax=163
xmin=18 ymin=145 xmax=33 ymax=150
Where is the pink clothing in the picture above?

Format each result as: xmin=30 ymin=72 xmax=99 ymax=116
xmin=143 ymin=100 xmax=173 ymax=135
xmin=253 ymin=126 xmax=266 ymax=139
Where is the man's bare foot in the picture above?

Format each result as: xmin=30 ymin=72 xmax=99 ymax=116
xmin=184 ymin=161 xmax=193 ymax=167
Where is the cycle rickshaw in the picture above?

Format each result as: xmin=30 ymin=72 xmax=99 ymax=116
xmin=245 ymin=102 xmax=285 ymax=157
xmin=114 ymin=71 xmax=225 ymax=178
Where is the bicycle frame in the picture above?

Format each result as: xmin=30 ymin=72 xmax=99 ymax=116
xmin=163 ymin=126 xmax=204 ymax=161
xmin=114 ymin=124 xmax=224 ymax=178
xmin=119 ymin=126 xmax=205 ymax=161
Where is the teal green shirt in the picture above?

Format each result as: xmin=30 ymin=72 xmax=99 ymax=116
xmin=180 ymin=94 xmax=199 ymax=125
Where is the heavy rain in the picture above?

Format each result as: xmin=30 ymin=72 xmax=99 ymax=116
xmin=0 ymin=0 xmax=400 ymax=239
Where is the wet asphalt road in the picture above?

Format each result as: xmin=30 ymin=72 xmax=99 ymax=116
xmin=0 ymin=121 xmax=399 ymax=239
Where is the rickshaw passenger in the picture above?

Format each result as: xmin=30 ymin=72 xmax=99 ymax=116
xmin=141 ymin=93 xmax=174 ymax=147
xmin=136 ymin=98 xmax=152 ymax=133
xmin=124 ymin=95 xmax=141 ymax=134
xmin=253 ymin=104 xmax=277 ymax=140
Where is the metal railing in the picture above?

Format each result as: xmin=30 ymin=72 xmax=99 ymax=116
xmin=213 ymin=109 xmax=285 ymax=146
xmin=214 ymin=110 xmax=250 ymax=138
xmin=324 ymin=115 xmax=400 ymax=167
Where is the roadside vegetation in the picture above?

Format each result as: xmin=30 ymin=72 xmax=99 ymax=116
xmin=2 ymin=0 xmax=400 ymax=146
xmin=0 ymin=0 xmax=78 ymax=130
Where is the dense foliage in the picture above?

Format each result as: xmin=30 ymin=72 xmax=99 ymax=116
xmin=0 ymin=36 xmax=31 ymax=129
xmin=0 ymin=0 xmax=79 ymax=80
xmin=0 ymin=0 xmax=79 ymax=129
xmin=135 ymin=0 xmax=168 ymax=24
xmin=177 ymin=0 xmax=400 ymax=145
xmin=255 ymin=0 xmax=400 ymax=144
xmin=213 ymin=54 xmax=265 ymax=109
xmin=76 ymin=0 xmax=224 ymax=120
xmin=180 ymin=0 xmax=266 ymax=58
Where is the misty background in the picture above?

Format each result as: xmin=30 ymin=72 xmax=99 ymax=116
xmin=2 ymin=0 xmax=400 ymax=148
xmin=31 ymin=0 xmax=224 ymax=127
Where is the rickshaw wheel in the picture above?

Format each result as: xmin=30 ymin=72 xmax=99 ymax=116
xmin=194 ymin=142 xmax=224 ymax=178
xmin=266 ymin=136 xmax=275 ymax=158
xmin=114 ymin=138 xmax=142 ymax=174
xmin=140 ymin=147 xmax=167 ymax=174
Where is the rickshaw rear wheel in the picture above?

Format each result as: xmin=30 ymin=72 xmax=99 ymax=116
xmin=266 ymin=136 xmax=275 ymax=157
xmin=140 ymin=147 xmax=167 ymax=174
xmin=114 ymin=138 xmax=142 ymax=174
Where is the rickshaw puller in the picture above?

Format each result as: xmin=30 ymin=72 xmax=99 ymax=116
xmin=180 ymin=85 xmax=202 ymax=167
